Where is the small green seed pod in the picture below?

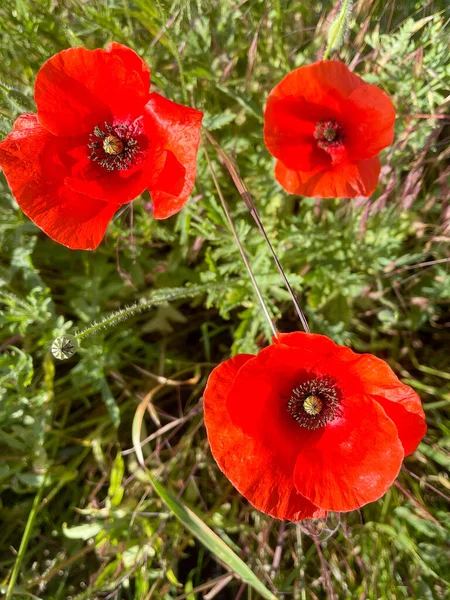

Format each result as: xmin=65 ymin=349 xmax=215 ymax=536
xmin=51 ymin=335 xmax=79 ymax=360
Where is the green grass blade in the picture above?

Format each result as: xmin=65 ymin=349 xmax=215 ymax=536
xmin=145 ymin=469 xmax=277 ymax=600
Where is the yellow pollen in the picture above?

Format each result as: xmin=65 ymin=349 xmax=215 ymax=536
xmin=303 ymin=395 xmax=323 ymax=415
xmin=103 ymin=135 xmax=124 ymax=155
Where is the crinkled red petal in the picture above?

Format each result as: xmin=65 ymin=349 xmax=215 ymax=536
xmin=264 ymin=95 xmax=339 ymax=171
xmin=293 ymin=393 xmax=404 ymax=511
xmin=276 ymin=332 xmax=426 ymax=456
xmin=343 ymin=353 xmax=427 ymax=455
xmin=204 ymin=355 xmax=326 ymax=521
xmin=275 ymin=331 xmax=342 ymax=356
xmin=145 ymin=93 xmax=203 ymax=219
xmin=35 ymin=44 xmax=150 ymax=136
xmin=275 ymin=156 xmax=381 ymax=198
xmin=0 ymin=114 xmax=119 ymax=249
xmin=105 ymin=42 xmax=150 ymax=91
xmin=344 ymin=84 xmax=396 ymax=160
xmin=268 ymin=61 xmax=365 ymax=105
xmin=227 ymin=344 xmax=320 ymax=465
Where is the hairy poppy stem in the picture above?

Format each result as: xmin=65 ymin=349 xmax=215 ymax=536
xmin=204 ymin=130 xmax=310 ymax=333
xmin=50 ymin=283 xmax=221 ymax=360
xmin=203 ymin=141 xmax=278 ymax=339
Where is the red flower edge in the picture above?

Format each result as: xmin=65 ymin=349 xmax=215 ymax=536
xmin=264 ymin=60 xmax=395 ymax=199
xmin=203 ymin=332 xmax=426 ymax=520
xmin=0 ymin=43 xmax=203 ymax=250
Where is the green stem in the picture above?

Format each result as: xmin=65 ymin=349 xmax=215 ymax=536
xmin=203 ymin=141 xmax=277 ymax=338
xmin=6 ymin=475 xmax=48 ymax=600
xmin=75 ymin=284 xmax=218 ymax=342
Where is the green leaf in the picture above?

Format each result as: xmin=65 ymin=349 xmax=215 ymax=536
xmin=203 ymin=112 xmax=236 ymax=131
xmin=62 ymin=522 xmax=104 ymax=540
xmin=108 ymin=451 xmax=125 ymax=507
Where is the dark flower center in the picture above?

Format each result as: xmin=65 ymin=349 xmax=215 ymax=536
xmin=314 ymin=119 xmax=344 ymax=151
xmin=287 ymin=376 xmax=340 ymax=430
xmin=88 ymin=121 xmax=143 ymax=171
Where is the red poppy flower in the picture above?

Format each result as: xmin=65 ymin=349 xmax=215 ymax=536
xmin=264 ymin=61 xmax=395 ymax=199
xmin=203 ymin=332 xmax=426 ymax=520
xmin=0 ymin=43 xmax=203 ymax=250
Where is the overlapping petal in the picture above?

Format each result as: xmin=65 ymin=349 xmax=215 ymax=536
xmin=0 ymin=114 xmax=119 ymax=249
xmin=293 ymin=393 xmax=404 ymax=511
xmin=105 ymin=42 xmax=151 ymax=92
xmin=264 ymin=96 xmax=335 ymax=171
xmin=344 ymin=85 xmax=396 ymax=160
xmin=145 ymin=93 xmax=203 ymax=219
xmin=204 ymin=355 xmax=326 ymax=521
xmin=35 ymin=44 xmax=151 ymax=136
xmin=275 ymin=156 xmax=381 ymax=198
xmin=345 ymin=353 xmax=427 ymax=455
xmin=268 ymin=61 xmax=365 ymax=104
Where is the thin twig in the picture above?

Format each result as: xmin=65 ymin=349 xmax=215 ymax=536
xmin=384 ymin=257 xmax=450 ymax=277
xmin=402 ymin=467 xmax=450 ymax=504
xmin=394 ymin=480 xmax=442 ymax=525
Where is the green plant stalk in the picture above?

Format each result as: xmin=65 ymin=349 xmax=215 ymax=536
xmin=204 ymin=129 xmax=310 ymax=332
xmin=5 ymin=355 xmax=55 ymax=598
xmin=75 ymin=284 xmax=216 ymax=342
xmin=203 ymin=141 xmax=277 ymax=338
xmin=5 ymin=475 xmax=48 ymax=600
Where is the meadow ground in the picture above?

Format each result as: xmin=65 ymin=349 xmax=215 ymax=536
xmin=0 ymin=0 xmax=449 ymax=598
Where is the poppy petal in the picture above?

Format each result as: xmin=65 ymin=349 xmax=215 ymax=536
xmin=345 ymin=84 xmax=396 ymax=160
xmin=274 ymin=160 xmax=302 ymax=194
xmin=264 ymin=96 xmax=334 ymax=171
xmin=227 ymin=344 xmax=321 ymax=464
xmin=293 ymin=394 xmax=404 ymax=511
xmin=275 ymin=331 xmax=341 ymax=356
xmin=269 ymin=61 xmax=365 ymax=105
xmin=345 ymin=354 xmax=427 ymax=455
xmin=204 ymin=355 xmax=326 ymax=520
xmin=64 ymin=138 xmax=149 ymax=204
xmin=291 ymin=337 xmax=427 ymax=457
xmin=105 ymin=42 xmax=151 ymax=92
xmin=12 ymin=113 xmax=39 ymax=131
xmin=35 ymin=45 xmax=150 ymax=136
xmin=275 ymin=156 xmax=381 ymax=198
xmin=144 ymin=93 xmax=203 ymax=219
xmin=0 ymin=115 xmax=119 ymax=249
